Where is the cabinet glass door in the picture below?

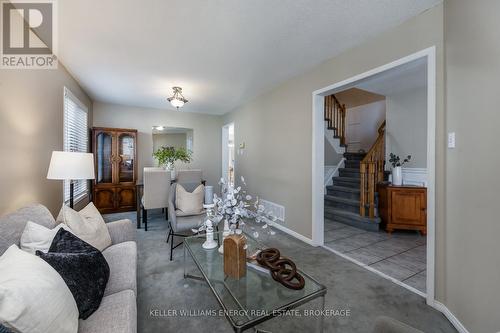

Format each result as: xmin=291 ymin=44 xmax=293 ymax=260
xmin=118 ymin=133 xmax=135 ymax=183
xmin=96 ymin=132 xmax=113 ymax=184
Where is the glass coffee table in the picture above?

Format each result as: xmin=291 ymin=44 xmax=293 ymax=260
xmin=184 ymin=232 xmax=327 ymax=333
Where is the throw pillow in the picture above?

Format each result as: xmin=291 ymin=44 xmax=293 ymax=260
xmin=0 ymin=324 xmax=12 ymax=333
xmin=0 ymin=245 xmax=79 ymax=333
xmin=36 ymin=229 xmax=110 ymax=319
xmin=175 ymin=184 xmax=204 ymax=216
xmin=20 ymin=221 xmax=72 ymax=254
xmin=56 ymin=202 xmax=112 ymax=251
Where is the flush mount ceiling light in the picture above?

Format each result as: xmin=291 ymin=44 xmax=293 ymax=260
xmin=167 ymin=86 xmax=188 ymax=109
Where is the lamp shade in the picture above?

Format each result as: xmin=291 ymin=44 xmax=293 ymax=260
xmin=47 ymin=151 xmax=95 ymax=180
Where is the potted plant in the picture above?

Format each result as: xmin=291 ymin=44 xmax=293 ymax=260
xmin=153 ymin=146 xmax=192 ymax=179
xmin=389 ymin=153 xmax=411 ymax=186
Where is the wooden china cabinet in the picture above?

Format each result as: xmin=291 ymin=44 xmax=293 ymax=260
xmin=92 ymin=127 xmax=137 ymax=213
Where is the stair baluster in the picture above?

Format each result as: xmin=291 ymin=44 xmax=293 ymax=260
xmin=359 ymin=121 xmax=386 ymax=218
xmin=323 ymin=94 xmax=347 ymax=145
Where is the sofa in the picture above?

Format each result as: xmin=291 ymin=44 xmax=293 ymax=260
xmin=0 ymin=204 xmax=137 ymax=333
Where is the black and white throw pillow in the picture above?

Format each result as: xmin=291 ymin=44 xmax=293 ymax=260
xmin=36 ymin=229 xmax=110 ymax=319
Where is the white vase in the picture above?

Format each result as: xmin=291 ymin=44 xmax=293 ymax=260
xmin=392 ymin=166 xmax=403 ymax=186
xmin=170 ymin=168 xmax=176 ymax=180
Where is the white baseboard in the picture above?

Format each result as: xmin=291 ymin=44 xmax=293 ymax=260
xmin=270 ymin=221 xmax=315 ymax=246
xmin=432 ymin=301 xmax=470 ymax=333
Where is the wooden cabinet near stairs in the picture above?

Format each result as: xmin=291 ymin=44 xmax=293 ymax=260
xmin=377 ymin=183 xmax=427 ymax=235
xmin=92 ymin=127 xmax=137 ymax=213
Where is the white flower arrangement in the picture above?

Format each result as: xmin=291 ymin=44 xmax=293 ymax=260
xmin=194 ymin=176 xmax=279 ymax=239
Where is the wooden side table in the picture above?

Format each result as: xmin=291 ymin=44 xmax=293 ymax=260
xmin=377 ymin=183 xmax=427 ymax=235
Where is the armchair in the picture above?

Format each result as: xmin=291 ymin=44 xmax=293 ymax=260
xmin=167 ymin=183 xmax=206 ymax=260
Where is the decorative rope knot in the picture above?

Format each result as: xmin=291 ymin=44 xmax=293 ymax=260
xmin=256 ymin=248 xmax=305 ymax=290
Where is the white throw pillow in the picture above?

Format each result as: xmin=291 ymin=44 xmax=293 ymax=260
xmin=20 ymin=221 xmax=71 ymax=254
xmin=0 ymin=245 xmax=79 ymax=333
xmin=175 ymin=184 xmax=204 ymax=216
xmin=56 ymin=202 xmax=112 ymax=251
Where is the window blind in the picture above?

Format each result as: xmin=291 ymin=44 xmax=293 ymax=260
xmin=63 ymin=87 xmax=89 ymax=203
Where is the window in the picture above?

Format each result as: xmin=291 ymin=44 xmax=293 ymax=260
xmin=63 ymin=87 xmax=89 ymax=203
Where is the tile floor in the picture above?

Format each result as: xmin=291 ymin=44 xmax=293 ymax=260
xmin=323 ymin=219 xmax=427 ymax=293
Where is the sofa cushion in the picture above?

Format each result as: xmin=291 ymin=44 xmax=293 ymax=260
xmin=37 ymin=229 xmax=110 ymax=319
xmin=106 ymin=219 xmax=136 ymax=245
xmin=78 ymin=290 xmax=136 ymax=333
xmin=0 ymin=204 xmax=56 ymax=256
xmin=102 ymin=241 xmax=137 ymax=296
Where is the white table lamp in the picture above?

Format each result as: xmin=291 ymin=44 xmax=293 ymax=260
xmin=47 ymin=151 xmax=95 ymax=208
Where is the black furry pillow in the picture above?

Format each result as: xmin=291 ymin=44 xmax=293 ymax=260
xmin=0 ymin=324 xmax=12 ymax=333
xmin=36 ymin=229 xmax=110 ymax=319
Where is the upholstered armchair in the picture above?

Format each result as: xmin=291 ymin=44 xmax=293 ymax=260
xmin=167 ymin=183 xmax=206 ymax=260
xmin=141 ymin=167 xmax=170 ymax=231
xmin=176 ymin=169 xmax=203 ymax=184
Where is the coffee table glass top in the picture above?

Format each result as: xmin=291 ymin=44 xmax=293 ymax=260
xmin=184 ymin=232 xmax=326 ymax=331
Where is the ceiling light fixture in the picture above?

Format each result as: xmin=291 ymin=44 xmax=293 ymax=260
xmin=167 ymin=86 xmax=188 ymax=109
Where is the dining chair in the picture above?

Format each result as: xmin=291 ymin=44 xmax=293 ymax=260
xmin=141 ymin=167 xmax=170 ymax=231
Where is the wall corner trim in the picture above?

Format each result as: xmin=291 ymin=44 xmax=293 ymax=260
xmin=432 ymin=301 xmax=470 ymax=333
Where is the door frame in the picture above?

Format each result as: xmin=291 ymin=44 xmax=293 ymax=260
xmin=221 ymin=122 xmax=235 ymax=183
xmin=311 ymin=46 xmax=437 ymax=305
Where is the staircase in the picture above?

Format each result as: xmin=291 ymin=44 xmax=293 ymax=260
xmin=325 ymin=152 xmax=381 ymax=231
xmin=323 ymin=94 xmax=384 ymax=231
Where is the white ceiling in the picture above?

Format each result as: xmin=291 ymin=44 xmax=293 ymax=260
xmin=356 ymin=57 xmax=427 ymax=96
xmin=57 ymin=0 xmax=441 ymax=115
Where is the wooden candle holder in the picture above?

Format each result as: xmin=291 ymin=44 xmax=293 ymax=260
xmin=223 ymin=234 xmax=247 ymax=279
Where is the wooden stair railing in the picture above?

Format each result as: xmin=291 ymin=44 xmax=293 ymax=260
xmin=324 ymin=94 xmax=347 ymax=146
xmin=360 ymin=121 xmax=386 ymax=218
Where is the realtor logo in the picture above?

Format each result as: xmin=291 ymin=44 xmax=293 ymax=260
xmin=1 ymin=0 xmax=57 ymax=69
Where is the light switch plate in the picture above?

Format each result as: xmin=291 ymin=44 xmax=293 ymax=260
xmin=448 ymin=132 xmax=456 ymax=148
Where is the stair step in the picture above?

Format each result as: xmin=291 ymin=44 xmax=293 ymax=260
xmin=343 ymin=152 xmax=366 ymax=161
xmin=324 ymin=195 xmax=360 ymax=214
xmin=332 ymin=177 xmax=360 ymax=188
xmin=326 ymin=185 xmax=360 ymax=193
xmin=326 ymin=185 xmax=360 ymax=201
xmin=324 ymin=207 xmax=380 ymax=231
xmin=344 ymin=160 xmax=361 ymax=169
xmin=339 ymin=168 xmax=360 ymax=178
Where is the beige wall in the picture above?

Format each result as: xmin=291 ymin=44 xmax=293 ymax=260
xmin=346 ymin=100 xmax=386 ymax=153
xmin=444 ymin=0 xmax=500 ymax=331
xmin=92 ymin=102 xmax=222 ymax=188
xmin=223 ymin=4 xmax=444 ymax=249
xmin=386 ymin=86 xmax=427 ymax=168
xmin=0 ymin=66 xmax=92 ymax=216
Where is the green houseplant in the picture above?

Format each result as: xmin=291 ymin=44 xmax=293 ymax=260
xmin=153 ymin=146 xmax=192 ymax=179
